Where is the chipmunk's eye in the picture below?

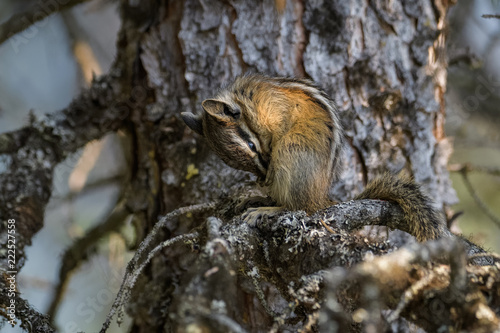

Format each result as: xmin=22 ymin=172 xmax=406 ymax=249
xmin=247 ymin=141 xmax=257 ymax=152
xmin=223 ymin=104 xmax=232 ymax=116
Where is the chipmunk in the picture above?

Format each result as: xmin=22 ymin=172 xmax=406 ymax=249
xmin=181 ymin=74 xmax=446 ymax=242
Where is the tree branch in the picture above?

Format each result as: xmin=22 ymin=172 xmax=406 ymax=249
xmin=0 ymin=279 xmax=55 ymax=332
xmin=321 ymin=238 xmax=500 ymax=331
xmin=101 ymin=198 xmax=499 ymax=331
xmin=0 ymin=71 xmax=130 ymax=329
xmin=0 ymin=0 xmax=92 ymax=46
xmin=449 ymin=163 xmax=500 ymax=229
xmin=482 ymin=14 xmax=500 ymax=19
xmin=0 ymin=72 xmax=128 ymax=274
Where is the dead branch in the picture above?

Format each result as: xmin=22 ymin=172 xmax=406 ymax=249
xmin=0 ymin=72 xmax=126 ymax=271
xmin=0 ymin=72 xmax=128 ymax=330
xmin=100 ymin=202 xmax=216 ymax=332
xmin=482 ymin=14 xmax=500 ymax=19
xmin=449 ymin=163 xmax=500 ymax=229
xmin=0 ymin=0 xmax=92 ymax=46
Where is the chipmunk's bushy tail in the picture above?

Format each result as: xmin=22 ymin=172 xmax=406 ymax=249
xmin=355 ymin=173 xmax=446 ymax=242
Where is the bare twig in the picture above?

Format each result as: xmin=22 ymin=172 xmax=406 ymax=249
xmin=126 ymin=202 xmax=216 ymax=275
xmin=0 ymin=0 xmax=92 ymax=46
xmin=449 ymin=163 xmax=500 ymax=177
xmin=320 ymin=218 xmax=335 ymax=234
xmin=458 ymin=167 xmax=500 ymax=229
xmin=126 ymin=233 xmax=199 ymax=302
xmin=248 ymin=265 xmax=277 ymax=317
xmin=100 ymin=232 xmax=200 ymax=332
xmin=482 ymin=14 xmax=500 ymax=19
xmin=99 ymin=202 xmax=216 ymax=333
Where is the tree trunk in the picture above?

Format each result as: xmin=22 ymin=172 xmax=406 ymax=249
xmin=1 ymin=1 xmax=499 ymax=332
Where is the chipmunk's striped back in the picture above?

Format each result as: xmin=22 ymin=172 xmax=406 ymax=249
xmin=262 ymin=76 xmax=345 ymax=183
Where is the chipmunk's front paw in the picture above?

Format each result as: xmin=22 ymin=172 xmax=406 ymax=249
xmin=235 ymin=196 xmax=274 ymax=214
xmin=242 ymin=206 xmax=283 ymax=227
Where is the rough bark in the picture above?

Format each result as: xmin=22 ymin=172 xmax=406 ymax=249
xmin=1 ymin=0 xmax=499 ymax=332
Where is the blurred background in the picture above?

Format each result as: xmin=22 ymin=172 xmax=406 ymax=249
xmin=0 ymin=1 xmax=499 ymax=332
xmin=0 ymin=1 xmax=130 ymax=332
xmin=445 ymin=1 xmax=500 ymax=253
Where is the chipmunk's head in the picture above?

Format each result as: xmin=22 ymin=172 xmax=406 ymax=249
xmin=181 ymin=99 xmax=269 ymax=182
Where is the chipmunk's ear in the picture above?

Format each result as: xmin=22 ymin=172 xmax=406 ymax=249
xmin=181 ymin=112 xmax=204 ymax=136
xmin=202 ymin=99 xmax=240 ymax=120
